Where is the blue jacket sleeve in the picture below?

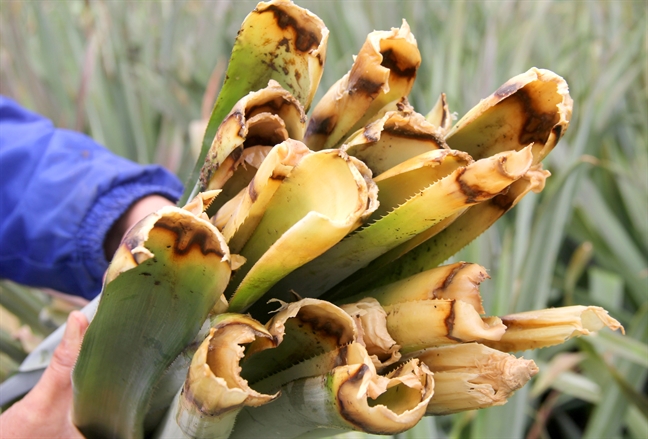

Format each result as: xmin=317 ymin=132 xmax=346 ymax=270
xmin=0 ymin=96 xmax=184 ymax=300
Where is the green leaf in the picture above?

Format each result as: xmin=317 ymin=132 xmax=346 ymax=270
xmin=72 ymin=208 xmax=232 ymax=439
xmin=587 ymin=267 xmax=624 ymax=311
xmin=580 ymin=305 xmax=648 ymax=439
xmin=180 ymin=0 xmax=328 ymax=204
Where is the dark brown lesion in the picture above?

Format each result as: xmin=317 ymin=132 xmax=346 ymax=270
xmin=456 ymin=167 xmax=504 ymax=204
xmin=351 ymin=77 xmax=384 ymax=97
xmin=513 ymin=87 xmax=561 ymax=147
xmin=336 ymin=363 xmax=372 ymax=430
xmin=490 ymin=186 xmax=516 ymax=211
xmin=380 ymin=49 xmax=418 ymax=78
xmin=362 ymin=125 xmax=380 ymax=143
xmin=227 ymin=146 xmax=244 ymax=164
xmin=444 ymin=301 xmax=462 ymax=342
xmin=395 ymin=98 xmax=412 ymax=112
xmin=315 ymin=51 xmax=325 ymax=66
xmin=438 ymin=94 xmax=449 ymax=129
xmin=180 ymin=384 xmax=209 ymax=416
xmin=261 ymin=55 xmax=280 ymax=74
xmin=305 ymin=115 xmax=337 ymax=137
xmin=493 ymin=80 xmax=524 ymax=100
xmin=199 ymin=111 xmax=246 ymax=189
xmin=265 ymin=5 xmax=322 ymax=53
xmin=154 ymin=216 xmax=225 ymax=259
xmin=433 ymin=262 xmax=468 ymax=297
xmin=248 ymin=182 xmax=259 ymax=203
xmin=180 ymin=383 xmax=201 ymax=412
xmin=520 ymin=113 xmax=557 ymax=145
xmin=298 ymin=310 xmax=353 ymax=348
xmin=384 ymin=125 xmax=446 ymax=143
xmin=333 ymin=345 xmax=350 ymax=368
xmin=499 ymin=316 xmax=534 ymax=329
xmin=199 ymin=163 xmax=217 ymax=191
xmin=299 ymin=310 xmax=350 ymax=347
xmin=269 ymin=170 xmax=287 ymax=181
xmin=199 ymin=147 xmax=243 ymax=192
xmin=277 ymin=37 xmax=291 ymax=53
xmin=347 ymin=362 xmax=369 ymax=384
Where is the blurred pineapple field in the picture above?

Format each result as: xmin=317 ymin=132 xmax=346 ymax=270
xmin=0 ymin=1 xmax=646 ymax=438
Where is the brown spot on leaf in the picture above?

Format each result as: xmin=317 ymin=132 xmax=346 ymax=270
xmin=433 ymin=263 xmax=467 ymax=297
xmin=456 ymin=168 xmax=497 ymax=204
xmin=315 ymin=52 xmax=324 ymax=66
xmin=514 ymin=88 xmax=560 ymax=146
xmin=438 ymin=107 xmax=449 ymax=130
xmin=266 ymin=5 xmax=321 ymax=53
xmin=521 ymin=113 xmax=555 ymax=145
xmin=230 ymin=111 xmax=246 ymax=138
xmin=499 ymin=317 xmax=526 ymax=329
xmin=306 ymin=115 xmax=337 ymax=137
xmin=493 ymin=81 xmax=523 ymax=100
xmin=334 ymin=345 xmax=349 ymax=368
xmin=262 ymin=58 xmax=280 ymax=74
xmin=385 ymin=126 xmax=445 ymax=143
xmin=363 ymin=125 xmax=380 ymax=143
xmin=199 ymin=162 xmax=217 ymax=191
xmin=348 ymin=363 xmax=369 ymax=383
xmin=229 ymin=146 xmax=243 ymax=163
xmin=380 ymin=49 xmax=417 ymax=78
xmin=269 ymin=171 xmax=286 ymax=181
xmin=444 ymin=302 xmax=462 ymax=342
xmin=277 ymin=37 xmax=291 ymax=53
xmin=337 ymin=363 xmax=371 ymax=429
xmin=299 ymin=313 xmax=348 ymax=346
xmin=180 ymin=382 xmax=208 ymax=415
xmin=396 ymin=98 xmax=410 ymax=112
xmin=154 ymin=216 xmax=224 ymax=259
xmin=490 ymin=188 xmax=515 ymax=211
xmin=248 ymin=183 xmax=259 ymax=203
xmin=352 ymin=77 xmax=384 ymax=97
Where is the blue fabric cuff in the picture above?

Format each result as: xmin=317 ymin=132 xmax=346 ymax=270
xmin=77 ymin=182 xmax=182 ymax=299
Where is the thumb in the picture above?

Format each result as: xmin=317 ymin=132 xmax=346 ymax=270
xmin=38 ymin=310 xmax=89 ymax=395
xmin=0 ymin=312 xmax=90 ymax=439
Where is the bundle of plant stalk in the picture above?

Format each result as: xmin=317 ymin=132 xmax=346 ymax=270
xmin=70 ymin=1 xmax=624 ymax=438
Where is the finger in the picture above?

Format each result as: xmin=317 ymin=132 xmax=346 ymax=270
xmin=0 ymin=311 xmax=89 ymax=438
xmin=38 ymin=311 xmax=89 ymax=395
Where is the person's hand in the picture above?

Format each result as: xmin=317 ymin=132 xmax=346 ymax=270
xmin=104 ymin=195 xmax=176 ymax=260
xmin=0 ymin=311 xmax=89 ymax=438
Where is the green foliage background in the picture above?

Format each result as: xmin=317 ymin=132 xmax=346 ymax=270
xmin=0 ymin=1 xmax=646 ymax=438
